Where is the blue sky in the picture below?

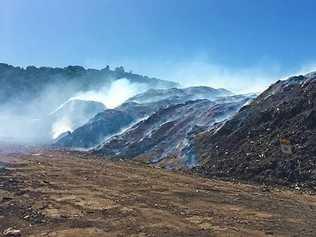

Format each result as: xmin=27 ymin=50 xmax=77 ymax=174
xmin=1 ymin=0 xmax=316 ymax=92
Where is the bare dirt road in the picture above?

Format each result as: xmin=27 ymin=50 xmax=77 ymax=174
xmin=0 ymin=150 xmax=315 ymax=236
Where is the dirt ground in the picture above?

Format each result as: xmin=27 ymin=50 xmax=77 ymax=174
xmin=0 ymin=150 xmax=315 ymax=237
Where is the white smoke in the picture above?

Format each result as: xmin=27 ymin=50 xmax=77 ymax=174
xmin=49 ymin=78 xmax=148 ymax=139
xmin=0 ymin=77 xmax=148 ymax=143
xmin=118 ymin=58 xmax=316 ymax=94
xmin=2 ymin=60 xmax=315 ymax=144
xmin=159 ymin=60 xmax=283 ymax=94
xmin=69 ymin=78 xmax=148 ymax=108
xmin=52 ymin=116 xmax=72 ymax=139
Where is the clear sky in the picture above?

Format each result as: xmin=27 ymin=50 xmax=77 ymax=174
xmin=1 ymin=0 xmax=316 ymax=92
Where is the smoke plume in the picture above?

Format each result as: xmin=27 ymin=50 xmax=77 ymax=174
xmin=0 ymin=78 xmax=148 ymax=144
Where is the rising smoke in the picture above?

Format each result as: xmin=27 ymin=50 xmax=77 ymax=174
xmin=1 ymin=60 xmax=315 ymax=144
xmin=119 ymin=58 xmax=316 ymax=94
xmin=69 ymin=78 xmax=148 ymax=109
xmin=0 ymin=78 xmax=148 ymax=144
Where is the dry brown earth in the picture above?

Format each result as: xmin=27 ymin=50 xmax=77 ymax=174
xmin=0 ymin=150 xmax=315 ymax=236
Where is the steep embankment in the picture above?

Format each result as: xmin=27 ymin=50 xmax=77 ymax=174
xmin=196 ymin=73 xmax=316 ymax=188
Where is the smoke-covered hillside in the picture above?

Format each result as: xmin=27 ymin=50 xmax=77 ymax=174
xmin=0 ymin=63 xmax=177 ymax=143
xmin=0 ymin=63 xmax=177 ymax=107
xmin=95 ymin=98 xmax=250 ymax=168
xmin=54 ymin=86 xmax=242 ymax=152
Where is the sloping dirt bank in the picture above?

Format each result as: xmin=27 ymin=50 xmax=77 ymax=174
xmin=0 ymin=150 xmax=315 ymax=236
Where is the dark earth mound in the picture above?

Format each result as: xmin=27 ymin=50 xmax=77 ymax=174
xmin=196 ymin=72 xmax=316 ymax=189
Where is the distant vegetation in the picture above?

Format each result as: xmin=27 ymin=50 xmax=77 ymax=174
xmin=0 ymin=63 xmax=177 ymax=105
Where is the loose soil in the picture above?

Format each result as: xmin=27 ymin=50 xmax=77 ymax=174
xmin=0 ymin=150 xmax=315 ymax=236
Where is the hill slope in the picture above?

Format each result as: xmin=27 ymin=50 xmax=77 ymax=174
xmin=196 ymin=72 xmax=316 ymax=188
xmin=127 ymin=86 xmax=232 ymax=104
xmin=95 ymin=97 xmax=250 ymax=168
xmin=54 ymin=109 xmax=134 ymax=148
xmin=55 ymin=86 xmax=235 ymax=150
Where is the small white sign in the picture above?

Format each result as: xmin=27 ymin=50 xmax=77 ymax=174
xmin=280 ymin=139 xmax=293 ymax=154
